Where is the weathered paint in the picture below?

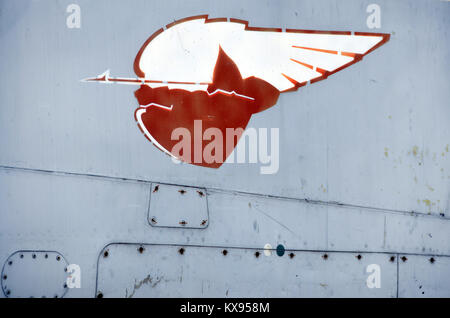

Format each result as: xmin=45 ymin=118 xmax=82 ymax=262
xmin=0 ymin=0 xmax=449 ymax=297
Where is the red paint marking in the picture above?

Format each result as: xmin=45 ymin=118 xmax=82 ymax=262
xmin=166 ymin=15 xmax=209 ymax=29
xmin=204 ymin=17 xmax=228 ymax=24
xmin=280 ymin=73 xmax=306 ymax=92
xmin=134 ymin=28 xmax=163 ymax=78
xmin=292 ymin=45 xmax=338 ymax=55
xmin=286 ymin=29 xmax=351 ymax=35
xmin=290 ymin=58 xmax=314 ymax=70
xmin=133 ymin=15 xmax=390 ymax=92
xmin=316 ymin=67 xmax=328 ymax=75
xmin=131 ymin=15 xmax=390 ymax=167
xmin=134 ymin=48 xmax=279 ymax=168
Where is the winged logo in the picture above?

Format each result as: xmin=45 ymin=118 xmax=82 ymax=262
xmin=83 ymin=15 xmax=390 ymax=168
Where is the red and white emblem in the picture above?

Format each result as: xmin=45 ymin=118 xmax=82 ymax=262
xmin=84 ymin=15 xmax=389 ymax=168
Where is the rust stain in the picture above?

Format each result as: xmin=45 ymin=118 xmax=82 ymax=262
xmin=126 ymin=274 xmax=162 ymax=298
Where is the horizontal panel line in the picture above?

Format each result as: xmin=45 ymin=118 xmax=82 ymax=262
xmin=0 ymin=164 xmax=448 ymax=221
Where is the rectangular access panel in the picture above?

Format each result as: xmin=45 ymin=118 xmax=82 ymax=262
xmin=96 ymin=244 xmax=397 ymax=298
xmin=148 ymin=183 xmax=209 ymax=229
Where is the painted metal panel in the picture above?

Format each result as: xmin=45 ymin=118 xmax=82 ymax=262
xmin=0 ymin=0 xmax=448 ymax=215
xmin=148 ymin=183 xmax=208 ymax=229
xmin=1 ymin=168 xmax=449 ymax=297
xmin=384 ymin=213 xmax=450 ymax=255
xmin=96 ymin=244 xmax=397 ymax=298
xmin=1 ymin=251 xmax=68 ymax=298
xmin=398 ymin=255 xmax=450 ymax=298
xmin=0 ymin=0 xmax=448 ymax=297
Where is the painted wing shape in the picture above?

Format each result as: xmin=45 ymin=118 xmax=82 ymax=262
xmin=134 ymin=15 xmax=390 ymax=92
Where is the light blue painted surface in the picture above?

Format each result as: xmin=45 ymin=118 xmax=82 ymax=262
xmin=0 ymin=0 xmax=449 ymax=297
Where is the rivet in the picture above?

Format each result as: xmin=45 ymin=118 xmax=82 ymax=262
xmin=138 ymin=246 xmax=144 ymax=254
xmin=97 ymin=292 xmax=103 ymax=298
xmin=390 ymin=256 xmax=395 ymax=262
xmin=32 ymin=254 xmax=36 ymax=259
xmin=289 ymin=253 xmax=295 ymax=259
xmin=401 ymin=256 xmax=407 ymax=262
xmin=429 ymin=257 xmax=435 ymax=264
xmin=2 ymin=275 xmax=7 ymax=280
xmin=56 ymin=256 xmax=61 ymax=261
xmin=152 ymin=185 xmax=159 ymax=193
xmin=8 ymin=261 xmax=12 ymax=266
xmin=356 ymin=254 xmax=362 ymax=260
xmin=255 ymin=251 xmax=260 ymax=258
xmin=178 ymin=248 xmax=185 ymax=255
xmin=178 ymin=189 xmax=186 ymax=194
xmin=222 ymin=250 xmax=228 ymax=256
xmin=322 ymin=254 xmax=328 ymax=260
xmin=103 ymin=251 xmax=109 ymax=258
